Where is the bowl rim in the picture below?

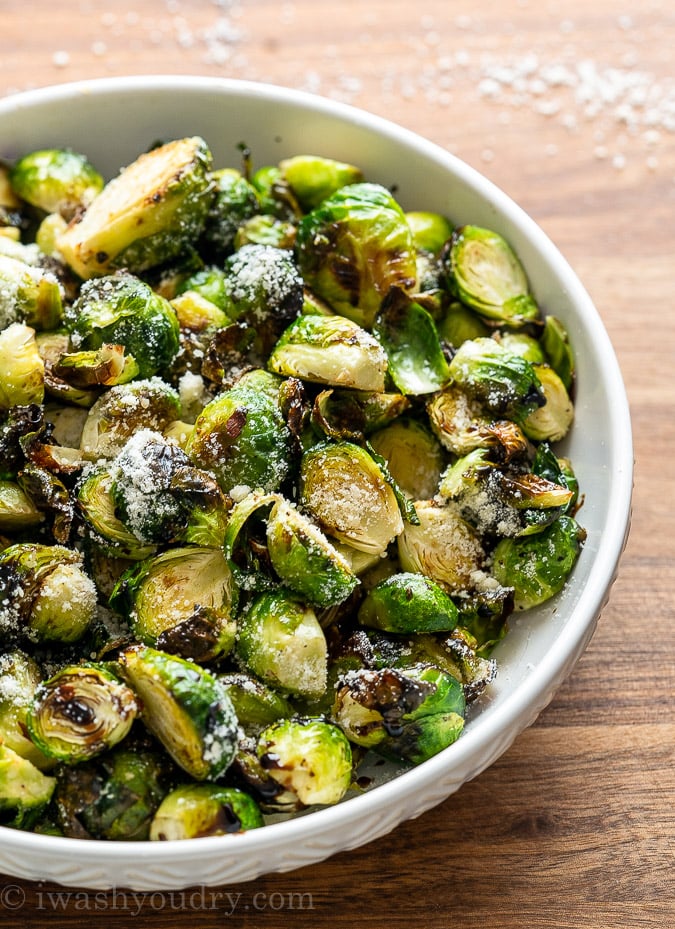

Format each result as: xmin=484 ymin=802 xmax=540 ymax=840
xmin=0 ymin=74 xmax=634 ymax=876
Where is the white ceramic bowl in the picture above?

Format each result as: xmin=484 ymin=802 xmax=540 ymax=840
xmin=0 ymin=76 xmax=633 ymax=891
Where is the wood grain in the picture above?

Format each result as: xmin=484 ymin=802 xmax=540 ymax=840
xmin=1 ymin=1 xmax=673 ymax=926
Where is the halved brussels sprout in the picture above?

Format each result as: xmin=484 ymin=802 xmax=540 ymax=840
xmin=369 ymin=417 xmax=445 ymax=500
xmin=256 ymin=717 xmax=353 ymax=807
xmin=522 ymin=364 xmax=574 ymax=442
xmin=0 ymin=322 xmax=45 ymax=410
xmin=54 ymin=744 xmax=168 ymax=840
xmin=9 ymin=147 xmax=104 ymax=220
xmin=448 ymin=336 xmax=544 ymax=422
xmin=373 ymin=294 xmax=449 ymax=395
xmin=0 ymin=742 xmax=56 ymax=829
xmin=443 ymin=225 xmax=539 ymax=326
xmin=311 ymin=388 xmax=411 ymax=441
xmin=150 ymin=784 xmax=264 ymax=840
xmin=497 ymin=330 xmax=546 ymax=364
xmin=57 ymin=136 xmax=213 ymax=278
xmin=26 ymin=664 xmax=138 ymax=764
xmin=79 ymin=377 xmax=181 ymax=460
xmin=0 ymin=254 xmax=63 ymax=331
xmin=332 ymin=664 xmax=465 ymax=763
xmin=0 ymin=480 xmax=43 ymax=532
xmin=358 ymin=572 xmax=459 ymax=634
xmin=220 ymin=672 xmax=294 ymax=730
xmin=295 ymin=182 xmax=417 ymax=329
xmin=269 ymin=313 xmax=388 ymax=392
xmin=64 ymin=272 xmax=180 ymax=379
xmin=119 ymin=645 xmax=239 ymax=780
xmin=0 ymin=649 xmax=53 ymax=770
xmin=397 ymin=499 xmax=485 ymax=594
xmin=0 ymin=542 xmax=97 ymax=643
xmin=187 ymin=382 xmax=292 ymax=496
xmin=427 ymin=382 xmax=530 ymax=460
xmin=279 ymin=154 xmax=364 ymax=212
xmin=201 ymin=167 xmax=260 ymax=256
xmin=52 ymin=343 xmax=139 ymax=389
xmin=234 ymin=214 xmax=296 ymax=250
xmin=491 ymin=514 xmax=586 ymax=610
xmin=110 ymin=546 xmax=237 ymax=662
xmin=236 ymin=589 xmax=328 ymax=699
xmin=436 ymin=300 xmax=490 ymax=346
xmin=541 ymin=315 xmax=575 ymax=391
xmin=76 ymin=464 xmax=157 ymax=561
xmin=299 ymin=441 xmax=404 ymax=556
xmin=266 ymin=497 xmax=359 ymax=607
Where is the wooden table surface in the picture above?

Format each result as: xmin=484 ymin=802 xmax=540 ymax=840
xmin=1 ymin=1 xmax=673 ymax=926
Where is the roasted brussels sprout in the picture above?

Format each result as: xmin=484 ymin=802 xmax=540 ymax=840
xmin=332 ymin=664 xmax=465 ymax=763
xmin=522 ymin=364 xmax=574 ymax=442
xmin=0 ymin=322 xmax=45 ymax=410
xmin=187 ymin=380 xmax=292 ymax=496
xmin=220 ymin=244 xmax=303 ymax=333
xmin=436 ymin=300 xmax=490 ymax=346
xmin=295 ymin=182 xmax=417 ymax=329
xmin=110 ymin=545 xmax=237 ymax=662
xmin=0 ymin=742 xmax=56 ymax=828
xmin=76 ymin=464 xmax=157 ymax=561
xmin=26 ymin=664 xmax=138 ymax=764
xmin=0 ymin=254 xmax=63 ymax=331
xmin=358 ymin=572 xmax=459 ymax=634
xmin=119 ymin=645 xmax=238 ymax=780
xmin=51 ymin=343 xmax=139 ymax=389
xmin=300 ymin=440 xmax=404 ymax=556
xmin=373 ymin=294 xmax=449 ymax=395
xmin=269 ymin=313 xmax=388 ymax=392
xmin=79 ymin=377 xmax=181 ymax=460
xmin=201 ymin=167 xmax=260 ymax=256
xmin=256 ymin=717 xmax=353 ymax=807
xmin=9 ymin=147 xmax=104 ymax=220
xmin=150 ymin=784 xmax=264 ymax=840
xmin=57 ymin=136 xmax=213 ymax=278
xmin=220 ymin=672 xmax=293 ymax=730
xmin=279 ymin=154 xmax=364 ymax=211
xmin=0 ymin=649 xmax=53 ymax=769
xmin=491 ymin=514 xmax=586 ymax=610
xmin=369 ymin=417 xmax=445 ymax=500
xmin=64 ymin=272 xmax=180 ymax=379
xmin=0 ymin=542 xmax=97 ymax=643
xmin=0 ymin=480 xmax=43 ymax=532
xmin=54 ymin=744 xmax=168 ymax=840
xmin=311 ymin=388 xmax=410 ymax=441
xmin=234 ymin=214 xmax=296 ymax=250
xmin=397 ymin=499 xmax=485 ymax=594
xmin=541 ymin=315 xmax=575 ymax=391
xmin=236 ymin=589 xmax=328 ymax=699
xmin=265 ymin=497 xmax=359 ymax=607
xmin=443 ymin=224 xmax=539 ymax=326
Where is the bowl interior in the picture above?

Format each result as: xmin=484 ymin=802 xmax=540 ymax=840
xmin=0 ymin=76 xmax=633 ymax=890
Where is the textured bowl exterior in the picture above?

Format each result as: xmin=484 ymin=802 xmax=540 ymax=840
xmin=0 ymin=76 xmax=633 ymax=891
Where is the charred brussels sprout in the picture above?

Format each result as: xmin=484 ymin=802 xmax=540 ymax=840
xmin=220 ymin=672 xmax=293 ymax=730
xmin=76 ymin=464 xmax=157 ymax=561
xmin=332 ymin=664 xmax=465 ymax=763
xmin=0 ymin=650 xmax=53 ymax=769
xmin=279 ymin=154 xmax=364 ymax=211
xmin=79 ymin=377 xmax=181 ymax=460
xmin=234 ymin=214 xmax=296 ymax=250
xmin=0 ymin=742 xmax=56 ymax=828
xmin=405 ymin=210 xmax=453 ymax=255
xmin=358 ymin=572 xmax=459 ymax=634
xmin=118 ymin=645 xmax=238 ymax=780
xmin=150 ymin=784 xmax=263 ymax=840
xmin=221 ymin=244 xmax=303 ymax=332
xmin=64 ymin=272 xmax=180 ymax=379
xmin=54 ymin=745 xmax=168 ymax=840
xmin=57 ymin=136 xmax=213 ymax=278
xmin=201 ymin=167 xmax=260 ymax=256
xmin=295 ymin=182 xmax=417 ymax=329
xmin=0 ymin=543 xmax=97 ymax=643
xmin=522 ymin=364 xmax=574 ymax=442
xmin=110 ymin=546 xmax=237 ymax=662
xmin=266 ymin=498 xmax=359 ymax=607
xmin=187 ymin=381 xmax=292 ymax=496
xmin=491 ymin=514 xmax=586 ymax=610
xmin=269 ymin=313 xmax=388 ymax=392
xmin=0 ymin=254 xmax=63 ymax=330
xmin=0 ymin=322 xmax=45 ymax=410
xmin=300 ymin=441 xmax=404 ymax=556
xmin=237 ymin=589 xmax=328 ymax=699
xmin=448 ymin=336 xmax=545 ymax=422
xmin=9 ymin=147 xmax=104 ymax=220
xmin=0 ymin=480 xmax=43 ymax=532
xmin=26 ymin=664 xmax=138 ymax=764
xmin=256 ymin=717 xmax=352 ymax=807
xmin=444 ymin=225 xmax=539 ymax=326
